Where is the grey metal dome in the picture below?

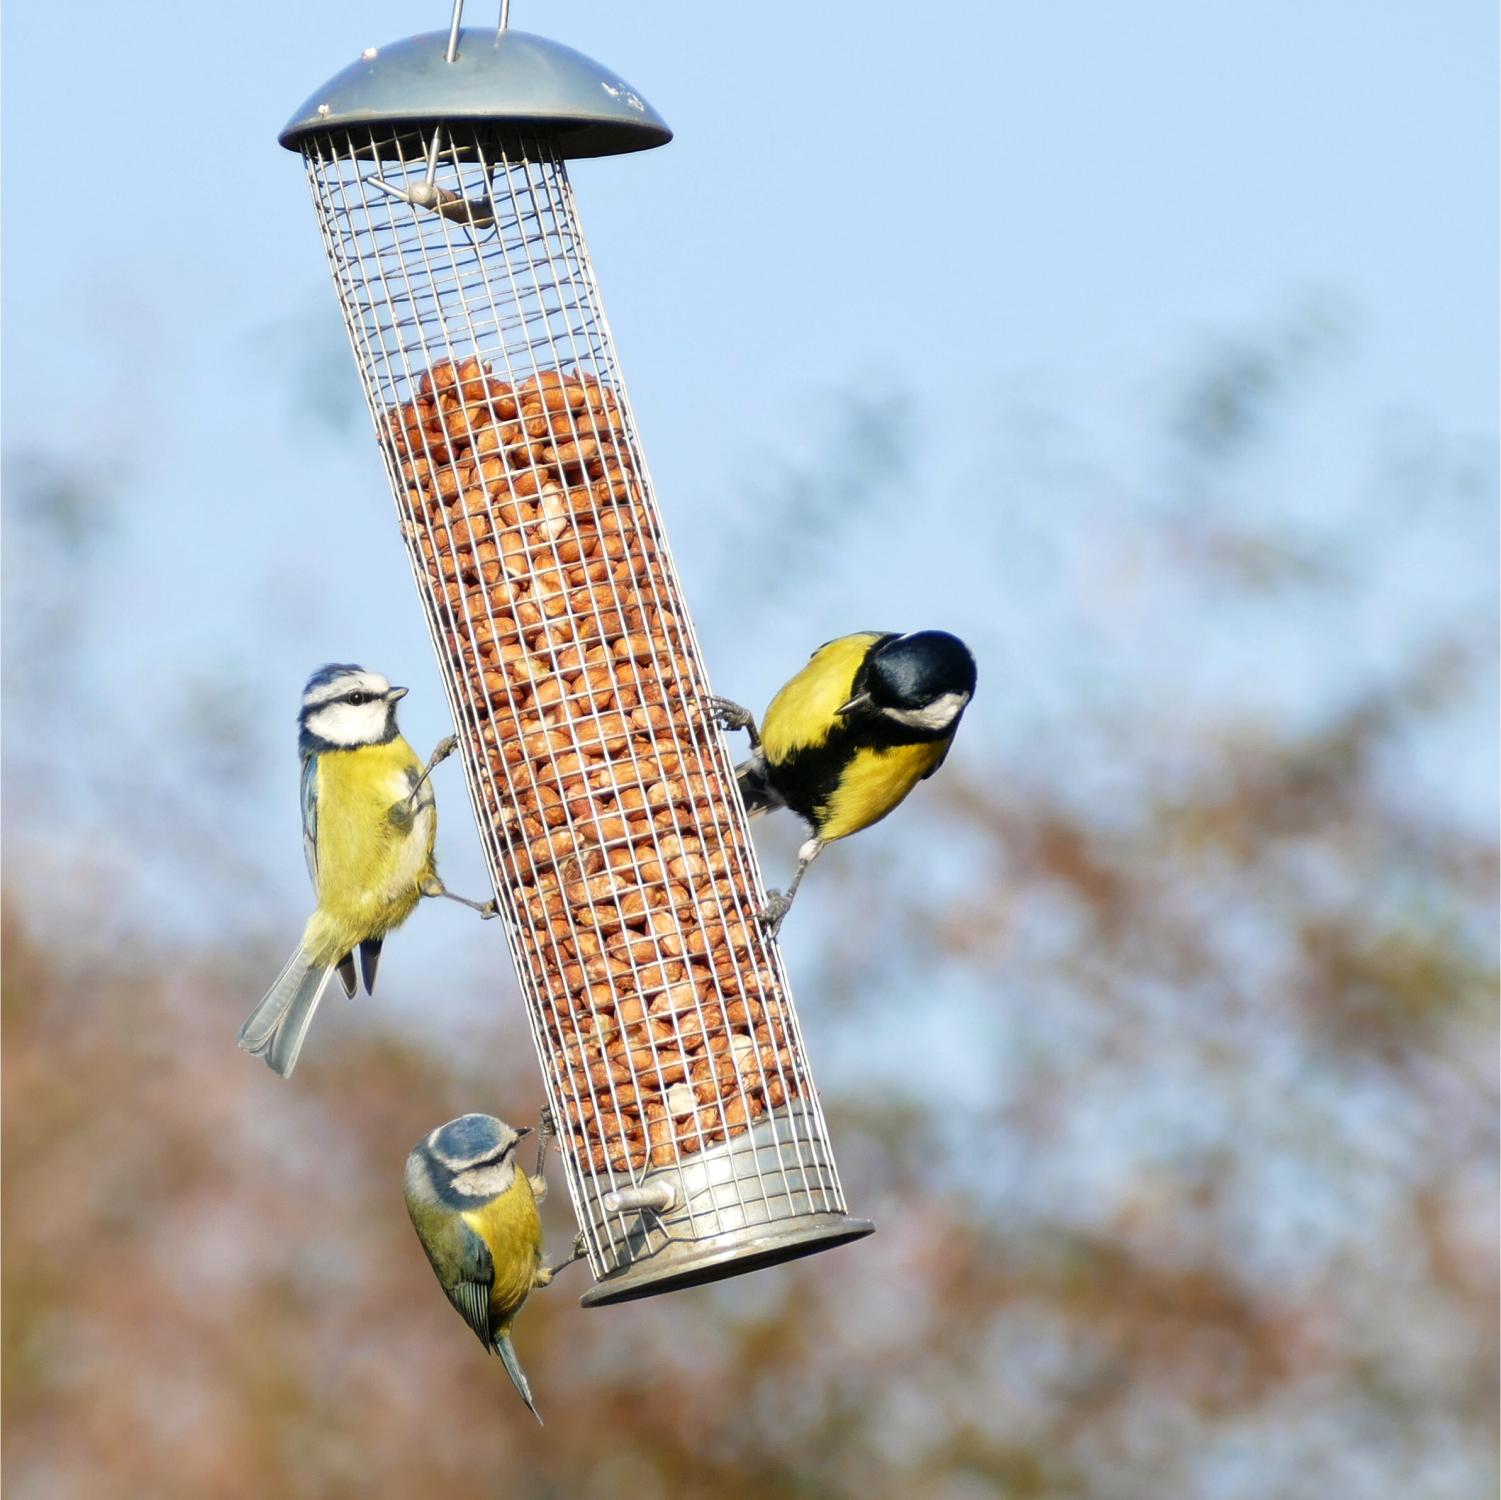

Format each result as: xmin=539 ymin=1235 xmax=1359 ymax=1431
xmin=280 ymin=28 xmax=671 ymax=158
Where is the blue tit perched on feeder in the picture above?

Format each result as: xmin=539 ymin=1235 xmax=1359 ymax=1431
xmin=709 ymin=630 xmax=977 ymax=935
xmin=404 ymin=1112 xmax=585 ymax=1422
xmin=236 ymin=663 xmax=496 ymax=1078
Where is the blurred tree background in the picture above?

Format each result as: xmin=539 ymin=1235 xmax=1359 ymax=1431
xmin=3 ymin=298 xmax=1495 ymax=1498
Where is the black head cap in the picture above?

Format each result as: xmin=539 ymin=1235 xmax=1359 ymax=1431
xmin=868 ymin=631 xmax=977 ymax=709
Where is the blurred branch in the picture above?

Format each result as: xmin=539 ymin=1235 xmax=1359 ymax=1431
xmin=246 ymin=293 xmax=368 ymax=440
xmin=3 ymin=306 xmax=1496 ymax=1500
xmin=714 ymin=381 xmax=913 ymax=611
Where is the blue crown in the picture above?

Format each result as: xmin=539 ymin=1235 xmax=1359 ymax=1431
xmin=303 ymin=662 xmax=367 ymax=696
xmin=432 ymin=1113 xmax=508 ymax=1162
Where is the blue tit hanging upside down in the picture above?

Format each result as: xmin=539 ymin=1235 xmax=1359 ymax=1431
xmin=708 ymin=629 xmax=977 ymax=937
xmin=404 ymin=1110 xmax=586 ymax=1422
xmin=236 ymin=663 xmax=496 ymax=1079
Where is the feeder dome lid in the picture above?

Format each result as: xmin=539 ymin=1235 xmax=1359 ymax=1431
xmin=280 ymin=28 xmax=672 ymax=158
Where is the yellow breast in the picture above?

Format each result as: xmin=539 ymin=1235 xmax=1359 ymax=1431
xmin=302 ymin=737 xmax=436 ymax=963
xmin=461 ymin=1172 xmax=543 ymax=1332
xmin=818 ymin=738 xmax=947 ymax=843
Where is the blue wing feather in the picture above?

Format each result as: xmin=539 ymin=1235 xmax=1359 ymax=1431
xmin=447 ymin=1219 xmax=496 ymax=1346
xmin=300 ymin=754 xmax=319 ymax=887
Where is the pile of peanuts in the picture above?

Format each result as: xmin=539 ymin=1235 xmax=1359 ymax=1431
xmin=385 ymin=356 xmax=800 ymax=1175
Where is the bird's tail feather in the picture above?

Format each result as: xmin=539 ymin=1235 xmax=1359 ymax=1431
xmin=236 ymin=946 xmax=337 ymax=1079
xmin=358 ymin=937 xmax=383 ymax=995
xmin=495 ymin=1332 xmax=542 ymax=1424
xmin=735 ymin=752 xmax=782 ymax=818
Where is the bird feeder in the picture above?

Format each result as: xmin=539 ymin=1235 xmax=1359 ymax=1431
xmin=281 ymin=1 xmax=872 ymax=1305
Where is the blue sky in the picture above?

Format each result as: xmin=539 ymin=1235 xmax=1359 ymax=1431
xmin=4 ymin=20 xmax=1493 ymax=1491
xmin=3 ymin=0 xmax=1495 ymax=971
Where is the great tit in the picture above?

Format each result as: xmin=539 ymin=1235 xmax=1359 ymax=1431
xmin=236 ymin=663 xmax=495 ymax=1078
xmin=404 ymin=1111 xmax=584 ymax=1422
xmin=709 ymin=630 xmax=976 ymax=935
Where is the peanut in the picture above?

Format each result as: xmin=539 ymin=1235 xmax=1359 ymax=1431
xmin=386 ymin=357 xmax=805 ymax=1179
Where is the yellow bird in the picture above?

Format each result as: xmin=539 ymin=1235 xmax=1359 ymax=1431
xmin=404 ymin=1112 xmax=584 ymax=1421
xmin=236 ymin=663 xmax=494 ymax=1078
xmin=709 ymin=630 xmax=976 ymax=934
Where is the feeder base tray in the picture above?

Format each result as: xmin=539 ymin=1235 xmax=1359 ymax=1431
xmin=579 ymin=1213 xmax=875 ymax=1307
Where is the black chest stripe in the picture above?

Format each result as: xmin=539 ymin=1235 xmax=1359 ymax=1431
xmin=767 ymin=712 xmax=948 ymax=829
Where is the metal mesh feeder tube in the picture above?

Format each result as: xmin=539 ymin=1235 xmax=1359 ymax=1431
xmin=282 ymin=16 xmax=872 ymax=1305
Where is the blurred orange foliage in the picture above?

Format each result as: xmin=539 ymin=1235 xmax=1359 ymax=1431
xmin=3 ymin=323 xmax=1495 ymax=1497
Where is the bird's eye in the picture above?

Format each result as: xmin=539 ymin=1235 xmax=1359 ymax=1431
xmin=347 ymin=692 xmax=370 ymax=706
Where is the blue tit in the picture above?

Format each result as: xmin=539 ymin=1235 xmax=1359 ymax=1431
xmin=403 ymin=1112 xmax=584 ymax=1422
xmin=708 ymin=630 xmax=976 ymax=935
xmin=236 ymin=663 xmax=495 ymax=1078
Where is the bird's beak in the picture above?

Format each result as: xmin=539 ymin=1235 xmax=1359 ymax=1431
xmin=385 ymin=686 xmax=409 ymax=702
xmin=838 ymin=691 xmax=872 ymax=717
xmin=514 ymin=1125 xmax=533 ymax=1140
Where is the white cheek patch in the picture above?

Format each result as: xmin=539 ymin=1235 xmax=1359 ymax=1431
xmin=307 ymin=700 xmax=391 ymax=747
xmin=883 ymin=691 xmax=970 ymax=732
xmin=453 ymin=1159 xmax=518 ymax=1197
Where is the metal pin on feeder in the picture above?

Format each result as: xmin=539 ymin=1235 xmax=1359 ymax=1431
xmin=602 ymin=1181 xmax=678 ymax=1215
xmin=365 ymin=3 xmax=498 ymax=233
xmin=281 ymin=0 xmax=872 ymax=1306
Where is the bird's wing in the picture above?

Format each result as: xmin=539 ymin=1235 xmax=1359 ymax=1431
xmin=442 ymin=1219 xmax=497 ymax=1348
xmin=761 ymin=632 xmax=890 ymax=763
xmin=300 ymin=754 xmax=319 ymax=886
xmin=922 ymin=739 xmax=954 ymax=781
